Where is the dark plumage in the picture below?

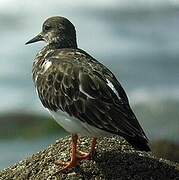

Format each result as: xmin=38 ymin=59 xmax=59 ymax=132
xmin=26 ymin=16 xmax=150 ymax=170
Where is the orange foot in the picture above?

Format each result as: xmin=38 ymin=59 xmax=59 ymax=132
xmin=76 ymin=150 xmax=95 ymax=160
xmin=77 ymin=137 xmax=96 ymax=161
xmin=55 ymin=159 xmax=78 ymax=171
xmin=56 ymin=135 xmax=97 ymax=172
xmin=55 ymin=151 xmax=91 ymax=171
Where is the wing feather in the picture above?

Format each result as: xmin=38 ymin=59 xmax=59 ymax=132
xmin=35 ymin=53 xmax=149 ymax=149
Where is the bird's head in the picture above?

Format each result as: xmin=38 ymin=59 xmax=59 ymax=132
xmin=25 ymin=16 xmax=77 ymax=48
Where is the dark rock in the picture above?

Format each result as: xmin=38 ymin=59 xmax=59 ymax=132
xmin=0 ymin=136 xmax=179 ymax=180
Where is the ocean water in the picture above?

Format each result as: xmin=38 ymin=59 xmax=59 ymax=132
xmin=0 ymin=0 xmax=179 ymax=170
xmin=0 ymin=135 xmax=60 ymax=170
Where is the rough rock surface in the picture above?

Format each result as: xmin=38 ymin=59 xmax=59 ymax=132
xmin=0 ymin=136 xmax=179 ymax=180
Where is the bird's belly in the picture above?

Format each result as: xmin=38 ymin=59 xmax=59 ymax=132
xmin=49 ymin=110 xmax=112 ymax=137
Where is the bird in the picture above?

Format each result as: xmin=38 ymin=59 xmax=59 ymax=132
xmin=26 ymin=16 xmax=150 ymax=171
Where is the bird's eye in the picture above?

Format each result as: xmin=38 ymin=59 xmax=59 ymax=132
xmin=43 ymin=24 xmax=51 ymax=31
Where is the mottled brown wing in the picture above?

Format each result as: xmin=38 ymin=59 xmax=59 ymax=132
xmin=35 ymin=58 xmax=80 ymax=114
xmin=35 ymin=55 xmax=149 ymax=150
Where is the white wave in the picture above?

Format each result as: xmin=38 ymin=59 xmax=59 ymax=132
xmin=129 ymin=86 xmax=179 ymax=105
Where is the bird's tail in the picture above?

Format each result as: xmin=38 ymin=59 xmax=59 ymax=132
xmin=125 ymin=135 xmax=151 ymax=152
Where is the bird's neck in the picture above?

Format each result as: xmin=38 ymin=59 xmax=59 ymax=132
xmin=48 ymin=38 xmax=78 ymax=49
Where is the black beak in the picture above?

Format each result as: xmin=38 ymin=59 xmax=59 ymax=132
xmin=25 ymin=33 xmax=43 ymax=45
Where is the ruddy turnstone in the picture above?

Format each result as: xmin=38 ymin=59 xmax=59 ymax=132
xmin=26 ymin=16 xmax=150 ymax=171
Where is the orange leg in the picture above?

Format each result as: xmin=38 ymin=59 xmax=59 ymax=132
xmin=56 ymin=134 xmax=78 ymax=171
xmin=77 ymin=137 xmax=97 ymax=160
xmin=56 ymin=136 xmax=97 ymax=171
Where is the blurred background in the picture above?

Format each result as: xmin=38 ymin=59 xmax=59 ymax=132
xmin=0 ymin=0 xmax=179 ymax=169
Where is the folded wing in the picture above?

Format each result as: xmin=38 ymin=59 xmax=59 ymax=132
xmin=35 ymin=54 xmax=150 ymax=151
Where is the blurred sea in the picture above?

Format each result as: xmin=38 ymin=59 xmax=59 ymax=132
xmin=0 ymin=0 xmax=179 ymax=169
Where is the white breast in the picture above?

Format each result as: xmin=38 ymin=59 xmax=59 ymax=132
xmin=49 ymin=110 xmax=112 ymax=137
